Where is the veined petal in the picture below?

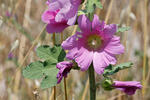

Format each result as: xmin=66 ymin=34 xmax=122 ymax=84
xmin=104 ymin=36 xmax=125 ymax=55
xmin=75 ymin=48 xmax=93 ymax=71
xmin=93 ymin=51 xmax=116 ymax=74
xmin=78 ymin=15 xmax=91 ymax=32
xmin=61 ymin=33 xmax=78 ymax=50
xmin=55 ymin=2 xmax=71 ymax=22
xmin=92 ymin=14 xmax=104 ymax=31
xmin=103 ymin=24 xmax=117 ymax=38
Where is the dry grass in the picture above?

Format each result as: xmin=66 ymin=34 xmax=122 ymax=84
xmin=0 ymin=0 xmax=150 ymax=100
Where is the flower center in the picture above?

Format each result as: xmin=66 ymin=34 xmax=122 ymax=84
xmin=87 ymin=34 xmax=102 ymax=50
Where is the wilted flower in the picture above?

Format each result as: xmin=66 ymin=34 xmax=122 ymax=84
xmin=113 ymin=81 xmax=142 ymax=95
xmin=62 ymin=14 xmax=124 ymax=74
xmin=42 ymin=0 xmax=81 ymax=33
xmin=56 ymin=61 xmax=73 ymax=83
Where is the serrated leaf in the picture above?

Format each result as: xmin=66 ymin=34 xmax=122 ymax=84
xmin=23 ymin=61 xmax=44 ymax=79
xmin=103 ymin=62 xmax=133 ymax=76
xmin=86 ymin=0 xmax=103 ymax=13
xmin=117 ymin=26 xmax=130 ymax=33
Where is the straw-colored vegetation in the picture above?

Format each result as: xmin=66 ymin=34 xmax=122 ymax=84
xmin=0 ymin=0 xmax=149 ymax=100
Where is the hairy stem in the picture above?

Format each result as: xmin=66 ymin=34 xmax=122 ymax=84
xmin=88 ymin=65 xmax=96 ymax=100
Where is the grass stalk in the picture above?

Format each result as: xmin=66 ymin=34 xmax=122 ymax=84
xmin=142 ymin=0 xmax=148 ymax=98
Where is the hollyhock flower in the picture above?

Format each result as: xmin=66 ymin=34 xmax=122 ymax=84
xmin=56 ymin=61 xmax=73 ymax=83
xmin=113 ymin=81 xmax=142 ymax=95
xmin=62 ymin=14 xmax=124 ymax=74
xmin=42 ymin=0 xmax=81 ymax=33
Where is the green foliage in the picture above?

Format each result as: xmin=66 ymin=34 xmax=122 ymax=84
xmin=78 ymin=10 xmax=88 ymax=16
xmin=86 ymin=0 xmax=103 ymax=13
xmin=117 ymin=26 xmax=130 ymax=33
xmin=23 ymin=45 xmax=66 ymax=89
xmin=103 ymin=62 xmax=133 ymax=76
xmin=36 ymin=45 xmax=66 ymax=62
xmin=23 ymin=61 xmax=44 ymax=79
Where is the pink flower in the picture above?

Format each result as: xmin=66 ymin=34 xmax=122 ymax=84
xmin=42 ymin=0 xmax=81 ymax=33
xmin=8 ymin=52 xmax=14 ymax=59
xmin=113 ymin=81 xmax=142 ymax=95
xmin=56 ymin=61 xmax=73 ymax=83
xmin=62 ymin=14 xmax=124 ymax=74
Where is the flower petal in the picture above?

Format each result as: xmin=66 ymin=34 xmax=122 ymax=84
xmin=55 ymin=2 xmax=71 ymax=22
xmin=103 ymin=24 xmax=117 ymax=38
xmin=104 ymin=36 xmax=125 ymax=55
xmin=46 ymin=23 xmax=68 ymax=33
xmin=48 ymin=1 xmax=62 ymax=11
xmin=67 ymin=14 xmax=77 ymax=25
xmin=61 ymin=33 xmax=79 ymax=50
xmin=75 ymin=48 xmax=93 ymax=71
xmin=113 ymin=81 xmax=142 ymax=95
xmin=93 ymin=51 xmax=116 ymax=74
xmin=78 ymin=15 xmax=91 ymax=32
xmin=92 ymin=14 xmax=104 ymax=31
xmin=66 ymin=47 xmax=82 ymax=60
xmin=41 ymin=10 xmax=55 ymax=23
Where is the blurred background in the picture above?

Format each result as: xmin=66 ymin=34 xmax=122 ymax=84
xmin=0 ymin=0 xmax=150 ymax=100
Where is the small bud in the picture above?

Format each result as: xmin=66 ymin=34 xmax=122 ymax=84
xmin=101 ymin=78 xmax=114 ymax=91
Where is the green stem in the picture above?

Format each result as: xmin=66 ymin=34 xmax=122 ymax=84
xmin=88 ymin=65 xmax=96 ymax=100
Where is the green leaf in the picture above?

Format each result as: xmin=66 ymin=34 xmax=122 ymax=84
xmin=117 ymin=26 xmax=130 ymax=33
xmin=23 ymin=45 xmax=66 ymax=89
xmin=78 ymin=10 xmax=88 ymax=16
xmin=36 ymin=45 xmax=66 ymax=62
xmin=86 ymin=0 xmax=103 ymax=13
xmin=36 ymin=45 xmax=55 ymax=60
xmin=23 ymin=61 xmax=44 ymax=79
xmin=41 ymin=61 xmax=58 ymax=89
xmin=58 ymin=49 xmax=66 ymax=62
xmin=23 ymin=60 xmax=59 ymax=89
xmin=103 ymin=62 xmax=133 ymax=76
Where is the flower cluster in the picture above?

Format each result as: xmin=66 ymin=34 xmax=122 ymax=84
xmin=41 ymin=0 xmax=142 ymax=96
xmin=42 ymin=0 xmax=81 ymax=33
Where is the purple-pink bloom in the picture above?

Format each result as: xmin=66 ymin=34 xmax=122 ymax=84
xmin=42 ymin=0 xmax=81 ymax=33
xmin=6 ymin=11 xmax=11 ymax=17
xmin=113 ymin=81 xmax=142 ymax=95
xmin=8 ymin=52 xmax=14 ymax=59
xmin=62 ymin=14 xmax=124 ymax=74
xmin=56 ymin=61 xmax=73 ymax=84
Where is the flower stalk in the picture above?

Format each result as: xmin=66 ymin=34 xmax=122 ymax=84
xmin=88 ymin=64 xmax=96 ymax=100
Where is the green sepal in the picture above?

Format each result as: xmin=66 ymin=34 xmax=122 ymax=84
xmin=101 ymin=77 xmax=115 ymax=91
